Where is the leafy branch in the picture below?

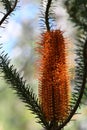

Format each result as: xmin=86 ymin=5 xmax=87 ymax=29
xmin=0 ymin=0 xmax=18 ymax=25
xmin=0 ymin=51 xmax=49 ymax=129
xmin=64 ymin=0 xmax=87 ymax=32
xmin=40 ymin=0 xmax=56 ymax=31
xmin=1 ymin=0 xmax=12 ymax=12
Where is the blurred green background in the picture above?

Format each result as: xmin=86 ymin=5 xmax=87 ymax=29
xmin=0 ymin=0 xmax=87 ymax=130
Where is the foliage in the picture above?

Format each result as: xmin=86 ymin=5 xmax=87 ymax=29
xmin=1 ymin=0 xmax=12 ymax=12
xmin=64 ymin=0 xmax=87 ymax=32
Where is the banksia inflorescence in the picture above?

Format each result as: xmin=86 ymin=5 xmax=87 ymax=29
xmin=38 ymin=30 xmax=70 ymax=122
xmin=0 ymin=0 xmax=87 ymax=130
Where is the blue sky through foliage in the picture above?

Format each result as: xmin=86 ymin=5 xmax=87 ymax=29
xmin=1 ymin=2 xmax=39 ymax=54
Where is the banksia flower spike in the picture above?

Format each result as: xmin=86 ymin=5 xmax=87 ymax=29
xmin=38 ymin=30 xmax=71 ymax=123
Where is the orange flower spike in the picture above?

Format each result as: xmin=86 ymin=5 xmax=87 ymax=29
xmin=38 ymin=30 xmax=71 ymax=122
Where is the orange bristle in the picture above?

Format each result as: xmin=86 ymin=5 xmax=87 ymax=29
xmin=37 ymin=30 xmax=71 ymax=122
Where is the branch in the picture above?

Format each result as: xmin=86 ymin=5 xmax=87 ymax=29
xmin=0 ymin=0 xmax=18 ymax=25
xmin=45 ymin=0 xmax=52 ymax=31
xmin=0 ymin=51 xmax=49 ymax=129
